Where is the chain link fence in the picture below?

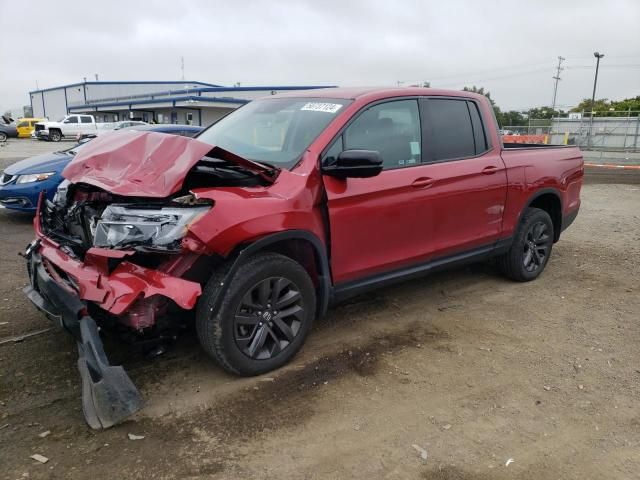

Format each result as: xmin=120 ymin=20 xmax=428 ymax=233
xmin=503 ymin=111 xmax=640 ymax=152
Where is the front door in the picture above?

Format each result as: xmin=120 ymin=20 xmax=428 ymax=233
xmin=323 ymin=99 xmax=438 ymax=284
xmin=62 ymin=115 xmax=80 ymax=137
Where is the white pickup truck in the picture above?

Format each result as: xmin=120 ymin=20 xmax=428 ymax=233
xmin=34 ymin=115 xmax=108 ymax=142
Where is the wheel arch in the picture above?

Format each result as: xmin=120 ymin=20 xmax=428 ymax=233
xmin=522 ymin=188 xmax=563 ymax=242
xmin=221 ymin=230 xmax=332 ymax=320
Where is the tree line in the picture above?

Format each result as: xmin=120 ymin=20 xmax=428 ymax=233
xmin=462 ymin=86 xmax=640 ymax=127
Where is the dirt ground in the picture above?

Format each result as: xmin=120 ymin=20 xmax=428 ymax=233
xmin=0 ymin=143 xmax=639 ymax=479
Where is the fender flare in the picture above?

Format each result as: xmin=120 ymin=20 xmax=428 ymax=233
xmin=209 ymin=230 xmax=332 ymax=319
xmin=519 ymin=188 xmax=563 ymax=241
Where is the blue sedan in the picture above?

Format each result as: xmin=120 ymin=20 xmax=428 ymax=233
xmin=0 ymin=124 xmax=204 ymax=213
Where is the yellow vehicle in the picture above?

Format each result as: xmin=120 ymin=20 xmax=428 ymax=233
xmin=15 ymin=118 xmax=45 ymax=138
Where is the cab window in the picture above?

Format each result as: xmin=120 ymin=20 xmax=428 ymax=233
xmin=419 ymin=99 xmax=486 ymax=162
xmin=343 ymin=99 xmax=421 ymax=169
xmin=64 ymin=116 xmax=78 ymax=124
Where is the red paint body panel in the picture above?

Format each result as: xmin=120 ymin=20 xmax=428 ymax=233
xmin=34 ymin=233 xmax=202 ymax=316
xmin=33 ymin=87 xmax=583 ymax=325
xmin=188 ymin=165 xmax=327 ymax=256
xmin=499 ymin=146 xmax=583 ymax=238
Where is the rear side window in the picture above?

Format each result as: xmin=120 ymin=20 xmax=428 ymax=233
xmin=17 ymin=121 xmax=29 ymax=128
xmin=344 ymin=99 xmax=421 ymax=169
xmin=80 ymin=116 xmax=93 ymax=124
xmin=468 ymin=101 xmax=488 ymax=153
xmin=420 ymin=99 xmax=475 ymax=162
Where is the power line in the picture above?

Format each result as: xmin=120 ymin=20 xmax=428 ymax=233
xmin=431 ymin=66 xmax=552 ymax=88
xmin=566 ymin=64 xmax=640 ymax=69
xmin=426 ymin=60 xmax=555 ymax=83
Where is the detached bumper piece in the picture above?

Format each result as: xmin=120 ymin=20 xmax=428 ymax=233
xmin=77 ymin=317 xmax=144 ymax=429
xmin=24 ymin=247 xmax=143 ymax=429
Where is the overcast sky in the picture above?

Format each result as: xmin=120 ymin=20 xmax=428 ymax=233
xmin=1 ymin=0 xmax=638 ymax=112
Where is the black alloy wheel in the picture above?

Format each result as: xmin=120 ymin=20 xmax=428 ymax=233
xmin=496 ymin=207 xmax=555 ymax=282
xmin=523 ymin=221 xmax=552 ymax=273
xmin=196 ymin=252 xmax=316 ymax=376
xmin=234 ymin=276 xmax=304 ymax=360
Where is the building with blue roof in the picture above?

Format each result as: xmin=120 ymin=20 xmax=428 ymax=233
xmin=29 ymin=80 xmax=335 ymax=127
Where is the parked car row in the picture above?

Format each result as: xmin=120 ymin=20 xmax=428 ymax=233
xmin=0 ymin=124 xmax=203 ymax=211
xmin=0 ymin=114 xmax=154 ymax=142
xmin=32 ymin=115 xmax=150 ymax=141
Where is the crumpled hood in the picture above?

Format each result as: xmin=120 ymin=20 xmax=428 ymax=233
xmin=62 ymin=130 xmax=215 ymax=198
xmin=62 ymin=130 xmax=277 ymax=198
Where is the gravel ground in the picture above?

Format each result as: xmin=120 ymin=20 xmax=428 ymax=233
xmin=0 ymin=142 xmax=638 ymax=479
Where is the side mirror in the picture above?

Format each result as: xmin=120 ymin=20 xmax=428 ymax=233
xmin=323 ymin=150 xmax=383 ymax=179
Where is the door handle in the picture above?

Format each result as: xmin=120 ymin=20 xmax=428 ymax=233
xmin=481 ymin=165 xmax=499 ymax=175
xmin=411 ymin=177 xmax=434 ymax=188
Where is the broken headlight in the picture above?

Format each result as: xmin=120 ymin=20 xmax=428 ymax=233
xmin=93 ymin=205 xmax=209 ymax=250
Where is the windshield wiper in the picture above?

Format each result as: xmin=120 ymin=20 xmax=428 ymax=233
xmin=248 ymin=159 xmax=278 ymax=170
xmin=206 ymin=146 xmax=280 ymax=184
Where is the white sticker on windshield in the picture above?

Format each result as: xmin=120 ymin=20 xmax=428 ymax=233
xmin=301 ymin=102 xmax=343 ymax=113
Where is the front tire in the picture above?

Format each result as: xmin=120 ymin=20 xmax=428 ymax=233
xmin=196 ymin=252 xmax=316 ymax=376
xmin=49 ymin=130 xmax=62 ymax=142
xmin=0 ymin=132 xmax=7 ymax=142
xmin=497 ymin=207 xmax=554 ymax=282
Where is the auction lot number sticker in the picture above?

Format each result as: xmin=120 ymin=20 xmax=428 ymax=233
xmin=301 ymin=102 xmax=343 ymax=113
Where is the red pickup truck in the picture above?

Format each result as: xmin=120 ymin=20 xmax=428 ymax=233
xmin=24 ymin=87 xmax=583 ymax=428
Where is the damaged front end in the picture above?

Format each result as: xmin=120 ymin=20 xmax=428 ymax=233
xmin=24 ymin=186 xmax=210 ymax=428
xmin=22 ymin=131 xmax=274 ymax=429
xmin=25 ymin=246 xmax=144 ymax=429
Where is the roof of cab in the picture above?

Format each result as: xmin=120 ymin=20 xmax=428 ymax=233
xmin=271 ymin=87 xmax=486 ymax=102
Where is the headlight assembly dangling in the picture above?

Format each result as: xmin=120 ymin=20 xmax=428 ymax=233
xmin=93 ymin=205 xmax=210 ymax=250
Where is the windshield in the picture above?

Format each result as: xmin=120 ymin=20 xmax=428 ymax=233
xmin=197 ymin=97 xmax=351 ymax=169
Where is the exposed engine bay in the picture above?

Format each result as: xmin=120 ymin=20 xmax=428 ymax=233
xmin=40 ymin=154 xmax=273 ymax=259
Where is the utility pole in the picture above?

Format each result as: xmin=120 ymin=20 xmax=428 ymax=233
xmin=180 ymin=56 xmax=185 ymax=81
xmin=551 ymin=56 xmax=564 ymax=115
xmin=588 ymin=52 xmax=604 ymax=148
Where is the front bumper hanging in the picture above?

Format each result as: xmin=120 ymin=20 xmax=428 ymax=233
xmin=24 ymin=246 xmax=143 ymax=429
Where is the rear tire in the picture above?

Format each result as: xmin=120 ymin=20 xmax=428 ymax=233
xmin=49 ymin=130 xmax=62 ymax=142
xmin=196 ymin=252 xmax=316 ymax=376
xmin=497 ymin=207 xmax=554 ymax=282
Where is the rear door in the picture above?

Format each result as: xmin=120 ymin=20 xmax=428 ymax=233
xmin=416 ymin=97 xmax=507 ymax=258
xmin=79 ymin=115 xmax=95 ymax=134
xmin=16 ymin=120 xmax=29 ymax=137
